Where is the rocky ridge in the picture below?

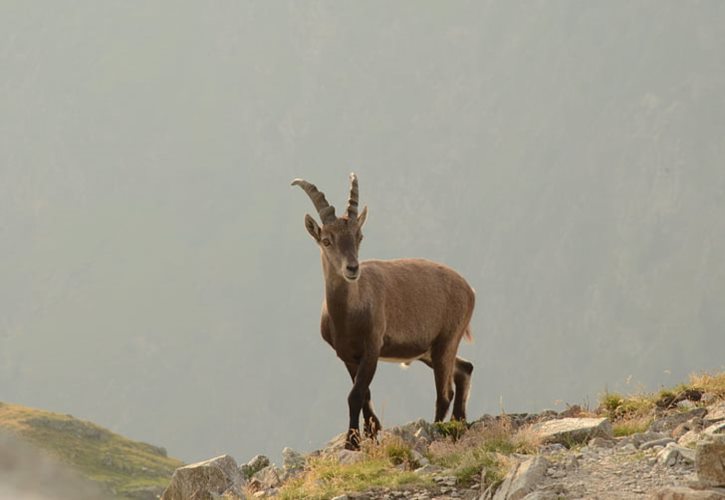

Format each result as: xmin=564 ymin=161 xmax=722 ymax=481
xmin=162 ymin=397 xmax=725 ymax=499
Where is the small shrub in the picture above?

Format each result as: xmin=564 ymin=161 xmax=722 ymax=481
xmin=434 ymin=420 xmax=467 ymax=441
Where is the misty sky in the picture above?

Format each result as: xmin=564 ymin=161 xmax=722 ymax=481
xmin=1 ymin=2 xmax=724 ymax=464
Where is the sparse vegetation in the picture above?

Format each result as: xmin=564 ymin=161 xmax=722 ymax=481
xmin=688 ymin=370 xmax=725 ymax=399
xmin=428 ymin=418 xmax=539 ymax=487
xmin=0 ymin=402 xmax=183 ymax=499
xmin=278 ymin=456 xmax=428 ymax=500
xmin=600 ymin=369 xmax=725 ymax=438
xmin=433 ymin=420 xmax=467 ymax=441
xmin=612 ymin=417 xmax=652 ymax=437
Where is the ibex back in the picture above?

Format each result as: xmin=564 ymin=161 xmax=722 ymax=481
xmin=292 ymin=173 xmax=475 ymax=450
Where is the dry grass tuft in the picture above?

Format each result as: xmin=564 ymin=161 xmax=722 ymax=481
xmin=427 ymin=418 xmax=539 ymax=486
xmin=689 ymin=370 xmax=725 ymax=400
xmin=278 ymin=436 xmax=429 ymax=499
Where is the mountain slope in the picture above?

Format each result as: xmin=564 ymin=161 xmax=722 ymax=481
xmin=0 ymin=402 xmax=183 ymax=499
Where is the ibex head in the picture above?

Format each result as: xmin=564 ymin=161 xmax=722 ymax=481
xmin=292 ymin=173 xmax=368 ymax=282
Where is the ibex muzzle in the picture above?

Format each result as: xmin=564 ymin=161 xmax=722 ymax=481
xmin=292 ymin=173 xmax=475 ymax=450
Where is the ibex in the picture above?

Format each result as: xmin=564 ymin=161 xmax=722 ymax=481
xmin=292 ymin=173 xmax=475 ymax=450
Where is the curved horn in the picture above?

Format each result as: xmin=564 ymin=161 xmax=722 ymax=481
xmin=346 ymin=172 xmax=359 ymax=220
xmin=291 ymin=178 xmax=336 ymax=224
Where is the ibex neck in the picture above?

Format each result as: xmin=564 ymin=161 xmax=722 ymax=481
xmin=321 ymin=255 xmax=359 ymax=309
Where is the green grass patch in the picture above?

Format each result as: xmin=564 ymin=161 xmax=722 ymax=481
xmin=434 ymin=420 xmax=467 ymax=441
xmin=612 ymin=417 xmax=653 ymax=437
xmin=599 ymin=391 xmax=656 ymax=420
xmin=428 ymin=419 xmax=538 ymax=487
xmin=0 ymin=402 xmax=182 ymax=499
xmin=278 ymin=456 xmax=429 ymax=500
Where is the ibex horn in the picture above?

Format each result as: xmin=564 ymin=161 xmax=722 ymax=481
xmin=346 ymin=172 xmax=359 ymax=220
xmin=291 ymin=178 xmax=336 ymax=224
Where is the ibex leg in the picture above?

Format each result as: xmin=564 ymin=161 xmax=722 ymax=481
xmin=452 ymin=357 xmax=474 ymax=421
xmin=344 ymin=356 xmax=378 ymax=450
xmin=431 ymin=341 xmax=456 ymax=422
xmin=345 ymin=362 xmax=381 ymax=440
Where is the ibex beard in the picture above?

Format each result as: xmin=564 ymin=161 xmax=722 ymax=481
xmin=292 ymin=173 xmax=475 ymax=450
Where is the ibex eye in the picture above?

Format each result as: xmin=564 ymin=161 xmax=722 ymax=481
xmin=322 ymin=239 xmax=331 ymax=247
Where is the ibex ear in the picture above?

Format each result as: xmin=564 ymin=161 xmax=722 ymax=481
xmin=357 ymin=206 xmax=368 ymax=229
xmin=304 ymin=214 xmax=321 ymax=242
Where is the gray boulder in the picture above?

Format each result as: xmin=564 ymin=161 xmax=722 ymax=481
xmin=484 ymin=456 xmax=549 ymax=500
xmin=703 ymin=422 xmax=725 ymax=438
xmin=696 ymin=435 xmax=725 ymax=487
xmin=704 ymin=402 xmax=725 ymax=425
xmin=162 ymin=455 xmax=244 ymax=500
xmin=656 ymin=442 xmax=695 ymax=466
xmin=249 ymin=464 xmax=282 ymax=490
xmin=531 ymin=417 xmax=612 ymax=446
xmin=239 ymin=455 xmax=270 ymax=480
xmin=282 ymin=447 xmax=305 ymax=473
xmin=650 ymin=408 xmax=708 ymax=434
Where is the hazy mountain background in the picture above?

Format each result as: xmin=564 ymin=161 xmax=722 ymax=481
xmin=1 ymin=1 xmax=724 ymax=463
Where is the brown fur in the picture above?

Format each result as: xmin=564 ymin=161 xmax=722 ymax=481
xmin=293 ymin=175 xmax=475 ymax=450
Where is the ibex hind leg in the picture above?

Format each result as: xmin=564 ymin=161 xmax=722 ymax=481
xmin=344 ymin=362 xmax=381 ymax=440
xmin=430 ymin=341 xmax=457 ymax=422
xmin=452 ymin=357 xmax=473 ymax=421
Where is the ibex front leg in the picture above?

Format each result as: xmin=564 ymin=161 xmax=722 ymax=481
xmin=345 ymin=362 xmax=381 ymax=441
xmin=345 ymin=354 xmax=379 ymax=450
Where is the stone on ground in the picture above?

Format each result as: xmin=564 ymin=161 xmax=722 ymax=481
xmin=282 ymin=447 xmax=305 ymax=472
xmin=704 ymin=403 xmax=725 ymax=425
xmin=162 ymin=455 xmax=243 ymax=500
xmin=240 ymin=454 xmax=270 ymax=480
xmin=696 ymin=436 xmax=725 ymax=487
xmin=337 ymin=449 xmax=365 ymax=465
xmin=485 ymin=455 xmax=549 ymax=500
xmin=531 ymin=417 xmax=612 ymax=445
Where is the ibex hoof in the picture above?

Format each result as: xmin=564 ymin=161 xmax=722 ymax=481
xmin=345 ymin=429 xmax=361 ymax=450
xmin=364 ymin=417 xmax=381 ymax=440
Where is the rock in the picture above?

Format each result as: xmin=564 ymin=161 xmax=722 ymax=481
xmin=641 ymin=438 xmax=676 ymax=450
xmin=414 ymin=464 xmax=443 ymax=475
xmin=680 ymin=430 xmax=703 ymax=448
xmin=657 ymin=442 xmax=696 ymax=467
xmin=679 ymin=401 xmax=699 ymax=411
xmin=531 ymin=418 xmax=612 ymax=446
xmin=337 ymin=449 xmax=365 ymax=465
xmin=627 ymin=431 xmax=669 ymax=449
xmin=703 ymin=422 xmax=725 ymax=438
xmin=651 ymin=409 xmax=708 ymax=435
xmin=539 ymin=443 xmax=567 ymax=454
xmin=696 ymin=436 xmax=725 ymax=487
xmin=240 ymin=455 xmax=270 ymax=479
xmin=489 ymin=456 xmax=549 ymax=500
xmin=564 ymin=454 xmax=579 ymax=471
xmin=250 ymin=464 xmax=282 ymax=490
xmin=162 ymin=455 xmax=244 ymax=500
xmin=705 ymin=403 xmax=725 ymax=425
xmin=282 ymin=447 xmax=305 ymax=472
xmin=589 ymin=437 xmax=615 ymax=448
xmin=410 ymin=448 xmax=430 ymax=466
xmin=651 ymin=485 xmax=725 ymax=499
xmin=331 ymin=495 xmax=350 ymax=500
xmin=674 ymin=421 xmax=700 ymax=440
